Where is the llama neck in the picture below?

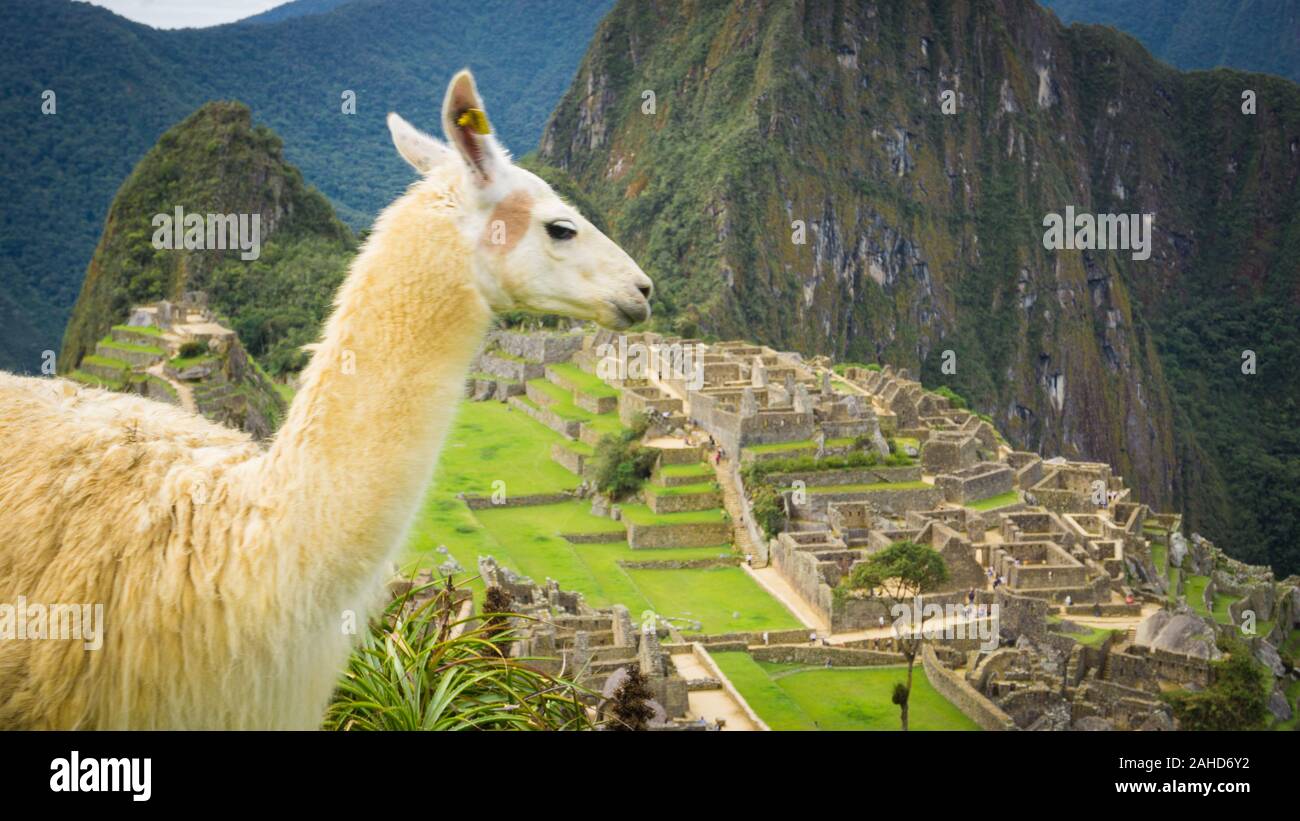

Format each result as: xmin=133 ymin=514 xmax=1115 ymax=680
xmin=260 ymin=186 xmax=491 ymax=593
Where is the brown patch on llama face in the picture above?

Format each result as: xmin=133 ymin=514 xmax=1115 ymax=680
xmin=481 ymin=191 xmax=533 ymax=253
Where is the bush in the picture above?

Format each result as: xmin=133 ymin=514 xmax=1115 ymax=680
xmin=178 ymin=340 xmax=208 ymax=359
xmin=931 ymin=385 xmax=968 ymax=410
xmin=749 ymin=482 xmax=786 ymax=538
xmin=1163 ymin=640 xmax=1271 ymax=730
xmin=325 ymin=578 xmax=591 ymax=731
xmin=591 ymin=416 xmax=656 ymax=500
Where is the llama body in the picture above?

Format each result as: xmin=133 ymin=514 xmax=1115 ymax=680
xmin=0 ymin=71 xmax=651 ymax=729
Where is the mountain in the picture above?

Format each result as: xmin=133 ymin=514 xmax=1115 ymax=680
xmin=1043 ymin=0 xmax=1300 ymax=83
xmin=61 ymin=101 xmax=356 ymax=380
xmin=237 ymin=0 xmax=358 ymax=25
xmin=537 ymin=0 xmax=1300 ymax=576
xmin=0 ymin=0 xmax=613 ymax=373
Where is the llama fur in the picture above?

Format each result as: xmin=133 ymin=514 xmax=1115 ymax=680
xmin=0 ymin=71 xmax=651 ymax=729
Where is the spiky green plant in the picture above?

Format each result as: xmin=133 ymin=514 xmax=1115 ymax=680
xmin=324 ymin=579 xmax=593 ymax=731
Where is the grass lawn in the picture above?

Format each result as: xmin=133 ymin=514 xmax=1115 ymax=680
xmin=647 ymin=480 xmax=720 ymax=497
xmin=619 ymin=503 xmax=726 ymax=525
xmin=711 ymin=652 xmax=979 ymax=731
xmin=807 ymin=480 xmax=930 ymax=494
xmin=629 ymin=567 xmax=802 ymax=632
xmin=98 ymin=335 xmax=165 ymax=356
xmin=745 ymin=437 xmax=858 ymax=455
xmin=1048 ymin=617 xmax=1116 ymax=648
xmin=1150 ymin=540 xmax=1168 ymax=575
xmin=966 ymin=490 xmax=1020 ymax=511
xmin=548 ymin=362 xmax=617 ymax=398
xmin=113 ymin=323 xmax=161 ymax=337
xmin=402 ymin=397 xmax=800 ymax=632
xmin=1181 ymin=574 xmax=1236 ymax=624
xmin=659 ymin=462 xmax=714 ymax=480
xmin=438 ymin=400 xmax=579 ymax=497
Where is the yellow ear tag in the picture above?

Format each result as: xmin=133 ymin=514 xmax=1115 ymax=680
xmin=456 ymin=108 xmax=491 ymax=135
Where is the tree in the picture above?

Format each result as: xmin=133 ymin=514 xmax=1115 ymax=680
xmin=607 ymin=666 xmax=656 ymax=731
xmin=842 ymin=539 xmax=949 ymax=730
xmin=1164 ymin=641 xmax=1271 ymax=730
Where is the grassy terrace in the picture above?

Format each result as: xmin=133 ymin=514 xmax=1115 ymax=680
xmin=966 ymin=490 xmax=1020 ymax=511
xmin=112 ymin=323 xmax=161 ymax=337
xmin=401 ymin=397 xmax=797 ymax=633
xmin=618 ymin=503 xmax=726 ymax=525
xmin=745 ymin=437 xmax=857 ymax=455
xmin=646 ymin=480 xmax=719 ymax=497
xmin=712 ymin=652 xmax=979 ymax=731
xmin=1048 ymin=616 xmax=1117 ymax=648
xmin=658 ymin=462 xmax=714 ymax=481
xmin=548 ymin=362 xmax=617 ymax=398
xmin=1182 ymin=573 xmax=1239 ymax=625
xmin=168 ymin=354 xmax=217 ymax=370
xmin=98 ymin=335 xmax=165 ymax=356
xmin=69 ymin=369 xmax=123 ymax=390
xmin=526 ymin=377 xmax=624 ymax=438
xmin=806 ymin=480 xmax=930 ymax=494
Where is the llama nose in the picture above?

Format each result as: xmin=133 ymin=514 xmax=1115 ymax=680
xmin=638 ymin=282 xmax=653 ymax=300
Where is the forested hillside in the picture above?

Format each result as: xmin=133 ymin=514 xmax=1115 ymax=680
xmin=538 ymin=0 xmax=1300 ymax=575
xmin=0 ymin=0 xmax=612 ymax=372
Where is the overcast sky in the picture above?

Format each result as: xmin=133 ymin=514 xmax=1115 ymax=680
xmin=82 ymin=0 xmax=293 ymax=29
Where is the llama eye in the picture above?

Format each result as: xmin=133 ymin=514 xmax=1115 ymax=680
xmin=545 ymin=221 xmax=577 ymax=241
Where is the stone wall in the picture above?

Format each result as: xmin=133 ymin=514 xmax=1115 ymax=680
xmin=495 ymin=329 xmax=584 ymax=363
xmin=627 ymin=520 xmax=731 ymax=549
xmin=645 ymin=486 xmax=723 ymax=513
xmin=749 ymin=645 xmax=903 ymax=666
xmin=765 ymin=465 xmax=923 ymax=488
xmin=921 ymin=645 xmax=1017 ymax=730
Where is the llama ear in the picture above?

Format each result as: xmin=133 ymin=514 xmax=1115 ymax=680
xmin=441 ymin=69 xmax=506 ymax=186
xmin=387 ymin=112 xmax=450 ymax=174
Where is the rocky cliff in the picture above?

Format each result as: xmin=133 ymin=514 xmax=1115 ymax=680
xmin=537 ymin=0 xmax=1300 ymax=575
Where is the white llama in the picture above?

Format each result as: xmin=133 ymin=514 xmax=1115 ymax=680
xmin=0 ymin=70 xmax=653 ymax=729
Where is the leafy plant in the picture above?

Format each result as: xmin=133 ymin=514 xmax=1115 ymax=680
xmin=590 ymin=413 xmax=656 ymax=499
xmin=325 ymin=578 xmax=592 ymax=731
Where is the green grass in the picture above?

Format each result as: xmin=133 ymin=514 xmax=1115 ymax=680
xmin=966 ymin=490 xmax=1020 ymax=510
xmin=98 ymin=335 xmax=165 ymax=356
xmin=82 ymin=353 xmax=129 ymax=370
xmin=438 ymin=400 xmax=580 ymax=498
xmin=548 ymin=362 xmax=617 ymax=399
xmin=527 ymin=377 xmax=626 ymax=438
xmin=1274 ymin=677 xmax=1300 ymax=731
xmin=659 ymin=462 xmax=714 ymax=480
xmin=1150 ymin=540 xmax=1168 ymax=575
xmin=745 ymin=437 xmax=858 ymax=455
xmin=711 ymin=652 xmax=980 ymax=731
xmin=168 ymin=353 xmax=216 ymax=370
xmin=112 ymin=323 xmax=161 ymax=337
xmin=628 ymin=567 xmax=802 ymax=632
xmin=401 ymin=398 xmax=800 ymax=633
xmin=68 ymin=369 xmax=123 ymax=390
xmin=805 ymin=480 xmax=930 ymax=494
xmin=647 ymin=480 xmax=719 ymax=497
xmin=1048 ymin=617 xmax=1116 ymax=648
xmin=618 ymin=503 xmax=726 ymax=525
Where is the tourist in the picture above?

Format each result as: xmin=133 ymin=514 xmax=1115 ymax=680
xmin=878 ymin=615 xmax=886 ymax=630
xmin=1125 ymin=593 xmax=1135 ymax=606
xmin=809 ymin=631 xmax=817 ymax=645
xmin=762 ymin=631 xmax=769 ymax=645
xmin=1065 ymin=594 xmax=1073 ymax=607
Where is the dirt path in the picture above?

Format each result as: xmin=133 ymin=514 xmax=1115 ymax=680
xmin=743 ymin=564 xmax=829 ymax=633
xmin=670 ymin=653 xmax=759 ymax=731
xmin=146 ymin=362 xmax=196 ymax=414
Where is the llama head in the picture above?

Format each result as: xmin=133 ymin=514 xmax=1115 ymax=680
xmin=387 ymin=70 xmax=654 ymax=329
